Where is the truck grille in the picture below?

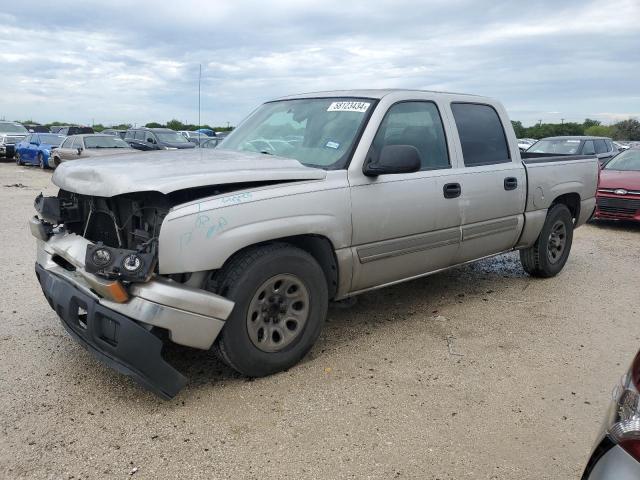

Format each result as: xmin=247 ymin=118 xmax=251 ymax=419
xmin=597 ymin=197 xmax=640 ymax=216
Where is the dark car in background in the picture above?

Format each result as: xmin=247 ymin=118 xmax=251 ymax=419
xmin=525 ymin=136 xmax=617 ymax=165
xmin=23 ymin=124 xmax=50 ymax=133
xmin=0 ymin=121 xmax=29 ymax=159
xmin=57 ymin=126 xmax=95 ymax=136
xmin=594 ymin=147 xmax=640 ymax=223
xmin=101 ymin=129 xmax=127 ymax=139
xmin=15 ymin=133 xmax=65 ymax=168
xmin=124 ymin=127 xmax=195 ymax=151
xmin=582 ymin=349 xmax=640 ymax=479
xmin=49 ymin=126 xmax=68 ymax=134
xmin=50 ymin=134 xmax=138 ymax=167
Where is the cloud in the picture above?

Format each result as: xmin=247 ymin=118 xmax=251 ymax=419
xmin=0 ymin=0 xmax=637 ymax=127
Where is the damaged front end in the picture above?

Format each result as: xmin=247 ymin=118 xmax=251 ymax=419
xmin=32 ymin=190 xmax=234 ymax=399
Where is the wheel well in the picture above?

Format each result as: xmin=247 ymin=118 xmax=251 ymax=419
xmin=218 ymin=235 xmax=339 ymax=300
xmin=551 ymin=193 xmax=581 ymax=223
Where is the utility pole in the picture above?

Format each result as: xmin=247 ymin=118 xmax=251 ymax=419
xmin=561 ymin=118 xmax=564 ymax=124
xmin=538 ymin=119 xmax=542 ymax=126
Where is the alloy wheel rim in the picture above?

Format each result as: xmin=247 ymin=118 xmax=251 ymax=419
xmin=246 ymin=274 xmax=310 ymax=353
xmin=547 ymin=221 xmax=566 ymax=264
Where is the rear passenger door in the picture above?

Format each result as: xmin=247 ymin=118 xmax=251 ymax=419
xmin=449 ymin=102 xmax=526 ymax=264
xmin=349 ymin=100 xmax=463 ymax=291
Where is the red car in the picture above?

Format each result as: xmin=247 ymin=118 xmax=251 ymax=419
xmin=595 ymin=148 xmax=640 ymax=222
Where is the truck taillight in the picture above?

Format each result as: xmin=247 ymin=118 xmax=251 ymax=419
xmin=607 ymin=351 xmax=640 ymax=461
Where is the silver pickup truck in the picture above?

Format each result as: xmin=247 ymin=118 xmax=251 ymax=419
xmin=31 ymin=89 xmax=598 ymax=398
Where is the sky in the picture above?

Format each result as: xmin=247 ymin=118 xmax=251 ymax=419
xmin=0 ymin=0 xmax=638 ymax=128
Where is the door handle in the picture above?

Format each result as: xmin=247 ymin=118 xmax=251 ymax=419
xmin=504 ymin=177 xmax=518 ymax=190
xmin=443 ymin=183 xmax=461 ymax=199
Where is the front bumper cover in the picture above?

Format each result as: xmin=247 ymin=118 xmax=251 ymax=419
xmin=36 ymin=263 xmax=186 ymax=399
xmin=31 ymin=218 xmax=235 ymax=398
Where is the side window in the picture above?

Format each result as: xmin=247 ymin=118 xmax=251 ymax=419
xmin=604 ymin=139 xmax=613 ymax=152
xmin=594 ymin=139 xmax=607 ymax=154
xmin=135 ymin=130 xmax=146 ymax=141
xmin=582 ymin=140 xmax=595 ymax=155
xmin=371 ymin=101 xmax=449 ymax=170
xmin=125 ymin=130 xmax=133 ymax=139
xmin=451 ymin=103 xmax=510 ymax=166
xmin=71 ymin=137 xmax=83 ymax=149
xmin=24 ymin=135 xmax=32 ymax=144
xmin=60 ymin=137 xmax=72 ymax=148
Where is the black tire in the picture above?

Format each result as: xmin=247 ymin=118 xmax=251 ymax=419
xmin=15 ymin=152 xmax=22 ymax=165
xmin=38 ymin=153 xmax=46 ymax=169
xmin=520 ymin=204 xmax=574 ymax=278
xmin=207 ymin=243 xmax=328 ymax=377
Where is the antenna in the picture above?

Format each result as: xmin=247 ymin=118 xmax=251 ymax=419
xmin=198 ymin=64 xmax=201 ymax=132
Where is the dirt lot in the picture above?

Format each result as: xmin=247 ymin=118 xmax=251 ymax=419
xmin=0 ymin=162 xmax=638 ymax=479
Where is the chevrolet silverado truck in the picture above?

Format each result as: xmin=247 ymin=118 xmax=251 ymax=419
xmin=31 ymin=90 xmax=599 ymax=398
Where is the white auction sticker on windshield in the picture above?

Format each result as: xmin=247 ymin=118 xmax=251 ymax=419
xmin=327 ymin=101 xmax=370 ymax=113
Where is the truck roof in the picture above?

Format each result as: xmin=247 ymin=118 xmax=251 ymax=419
xmin=276 ymin=88 xmax=486 ymax=101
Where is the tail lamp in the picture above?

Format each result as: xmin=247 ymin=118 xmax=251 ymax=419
xmin=606 ymin=351 xmax=640 ymax=461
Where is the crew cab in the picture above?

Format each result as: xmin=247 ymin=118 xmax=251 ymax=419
xmin=30 ymin=90 xmax=599 ymax=398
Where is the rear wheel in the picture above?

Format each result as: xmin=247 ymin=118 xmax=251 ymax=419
xmin=207 ymin=243 xmax=328 ymax=377
xmin=520 ymin=204 xmax=574 ymax=278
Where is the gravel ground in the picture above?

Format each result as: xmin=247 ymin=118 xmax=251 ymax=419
xmin=0 ymin=162 xmax=639 ymax=479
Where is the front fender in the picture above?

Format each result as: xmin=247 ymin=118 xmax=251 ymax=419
xmin=157 ymin=178 xmax=351 ymax=274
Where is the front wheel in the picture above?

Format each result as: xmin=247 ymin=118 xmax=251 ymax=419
xmin=15 ymin=152 xmax=22 ymax=165
xmin=38 ymin=153 xmax=46 ymax=169
xmin=207 ymin=243 xmax=328 ymax=377
xmin=520 ymin=204 xmax=574 ymax=278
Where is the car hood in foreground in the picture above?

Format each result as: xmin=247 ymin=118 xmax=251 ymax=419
xmin=599 ymin=169 xmax=640 ymax=191
xmin=52 ymin=148 xmax=327 ymax=197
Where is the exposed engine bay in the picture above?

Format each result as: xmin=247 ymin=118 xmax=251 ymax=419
xmin=34 ymin=182 xmax=280 ymax=282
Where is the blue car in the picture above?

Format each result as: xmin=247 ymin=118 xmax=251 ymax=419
xmin=15 ymin=133 xmax=65 ymax=169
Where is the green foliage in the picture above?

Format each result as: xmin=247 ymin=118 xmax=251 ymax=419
xmin=584 ymin=125 xmax=613 ymax=137
xmin=511 ymin=120 xmax=525 ymax=138
xmin=583 ymin=118 xmax=601 ymax=129
xmin=611 ymin=119 xmax=640 ymax=141
xmin=513 ymin=118 xmax=639 ymax=141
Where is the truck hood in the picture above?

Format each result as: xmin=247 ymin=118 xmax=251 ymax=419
xmin=52 ymin=148 xmax=327 ymax=197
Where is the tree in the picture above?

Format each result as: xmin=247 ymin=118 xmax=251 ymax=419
xmin=511 ymin=120 xmax=525 ymax=138
xmin=584 ymin=125 xmax=613 ymax=137
xmin=611 ymin=119 xmax=640 ymax=141
xmin=145 ymin=122 xmax=164 ymax=128
xmin=583 ymin=118 xmax=601 ymax=129
xmin=166 ymin=119 xmax=185 ymax=130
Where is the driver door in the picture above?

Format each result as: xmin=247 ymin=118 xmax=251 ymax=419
xmin=349 ymin=100 xmax=463 ymax=292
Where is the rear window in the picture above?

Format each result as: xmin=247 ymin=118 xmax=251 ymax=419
xmin=451 ymin=103 xmax=510 ymax=166
xmin=528 ymin=139 xmax=582 ymax=155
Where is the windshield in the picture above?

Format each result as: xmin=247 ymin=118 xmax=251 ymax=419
xmin=604 ymin=150 xmax=640 ymax=171
xmin=220 ymin=98 xmax=374 ymax=169
xmin=528 ymin=139 xmax=581 ymax=155
xmin=38 ymin=134 xmax=64 ymax=146
xmin=156 ymin=131 xmax=190 ymax=143
xmin=0 ymin=122 xmax=29 ymax=134
xmin=84 ymin=136 xmax=130 ymax=148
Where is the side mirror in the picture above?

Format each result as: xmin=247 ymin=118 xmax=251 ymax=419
xmin=76 ymin=147 xmax=82 ymax=155
xmin=363 ymin=145 xmax=421 ymax=177
xmin=30 ymin=141 xmax=38 ymax=145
